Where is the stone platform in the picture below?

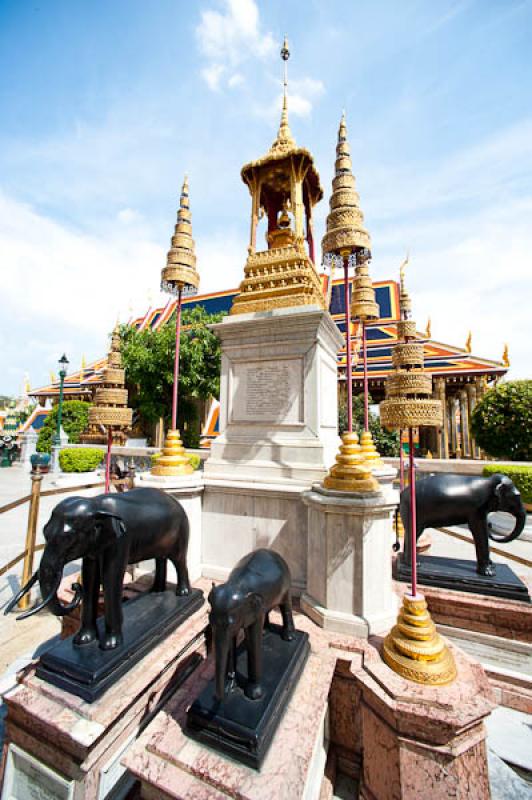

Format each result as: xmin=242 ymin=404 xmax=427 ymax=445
xmin=123 ymin=607 xmax=494 ymax=800
xmin=0 ymin=581 xmax=210 ymax=800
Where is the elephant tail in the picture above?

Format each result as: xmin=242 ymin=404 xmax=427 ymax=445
xmin=488 ymin=508 xmax=526 ymax=544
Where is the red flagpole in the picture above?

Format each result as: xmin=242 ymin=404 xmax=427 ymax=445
xmin=105 ymin=429 xmax=112 ymax=493
xmin=343 ymin=255 xmax=353 ymax=433
xmin=171 ymin=286 xmax=183 ymax=431
xmin=362 ymin=320 xmax=369 ymax=431
xmin=409 ymin=427 xmax=417 ymax=597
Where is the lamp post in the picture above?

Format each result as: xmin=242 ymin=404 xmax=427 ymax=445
xmin=52 ymin=353 xmax=69 ymax=471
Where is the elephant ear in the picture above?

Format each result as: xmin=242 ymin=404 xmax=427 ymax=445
xmin=95 ymin=510 xmax=127 ymax=539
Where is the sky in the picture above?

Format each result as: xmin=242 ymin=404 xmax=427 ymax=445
xmin=1 ymin=0 xmax=531 ymax=395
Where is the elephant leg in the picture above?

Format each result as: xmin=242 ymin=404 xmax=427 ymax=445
xmin=264 ymin=611 xmax=272 ymax=631
xmin=73 ymin=558 xmax=100 ymax=647
xmin=151 ymin=558 xmax=166 ymax=593
xmin=244 ymin=614 xmax=264 ymax=700
xmin=470 ymin=519 xmax=495 ymax=577
xmin=100 ymin=553 xmax=127 ymax=650
xmin=171 ymin=555 xmax=191 ymax=597
xmin=227 ymin=634 xmax=237 ymax=692
xmin=280 ymin=594 xmax=295 ymax=641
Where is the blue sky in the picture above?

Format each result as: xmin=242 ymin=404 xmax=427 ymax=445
xmin=1 ymin=0 xmax=531 ymax=394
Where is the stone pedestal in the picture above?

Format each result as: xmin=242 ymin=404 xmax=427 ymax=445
xmin=0 ymin=585 xmax=209 ymax=800
xmin=20 ymin=428 xmax=38 ymax=468
xmin=204 ymin=306 xmax=344 ymax=485
xmin=202 ymin=478 xmax=309 ymax=592
xmin=51 ymin=426 xmax=69 ymax=473
xmin=140 ymin=472 xmax=203 ymax=582
xmin=356 ymin=644 xmax=494 ymax=800
xmin=301 ymin=485 xmax=398 ymax=637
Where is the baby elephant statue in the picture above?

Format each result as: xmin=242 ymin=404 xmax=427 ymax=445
xmin=401 ymin=472 xmax=526 ymax=577
xmin=6 ymin=487 xmax=191 ymax=650
xmin=208 ymin=549 xmax=295 ymax=702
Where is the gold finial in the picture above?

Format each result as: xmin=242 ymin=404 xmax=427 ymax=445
xmin=50 ymin=371 xmax=57 ymax=385
xmin=465 ymin=331 xmax=472 ymax=352
xmin=399 ymin=252 xmax=409 ymax=293
xmin=23 ymin=373 xmax=31 ymax=395
xmin=425 ymin=317 xmax=431 ymax=338
xmin=161 ymin=174 xmax=199 ymax=295
xmin=268 ymin=37 xmax=295 ymax=156
xmin=81 ymin=354 xmax=86 ymax=371
xmin=502 ymin=343 xmax=510 ymax=366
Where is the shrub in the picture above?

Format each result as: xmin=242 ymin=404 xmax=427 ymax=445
xmin=188 ymin=453 xmax=201 ymax=470
xmin=471 ymin=381 xmax=532 ymax=461
xmin=59 ymin=448 xmax=104 ymax=473
xmin=482 ymin=464 xmax=532 ymax=506
xmin=37 ymin=401 xmax=91 ymax=454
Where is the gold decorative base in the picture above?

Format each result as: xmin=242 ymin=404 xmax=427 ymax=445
xmin=359 ymin=430 xmax=383 ymax=467
xmin=323 ymin=432 xmax=379 ymax=493
xmin=151 ymin=430 xmax=193 ymax=476
xmin=382 ymin=594 xmax=456 ymax=686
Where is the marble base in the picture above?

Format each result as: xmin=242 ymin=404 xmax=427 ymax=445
xmin=202 ymin=478 xmax=309 ymax=593
xmin=1 ymin=581 xmax=210 ymax=800
xmin=203 ymin=306 xmax=344 ymax=486
xmin=139 ymin=471 xmax=203 ymax=583
xmin=123 ymin=608 xmax=494 ymax=800
xmin=356 ymin=643 xmax=495 ymax=800
xmin=123 ymin=610 xmax=339 ymax=800
xmin=302 ymin=485 xmax=398 ymax=636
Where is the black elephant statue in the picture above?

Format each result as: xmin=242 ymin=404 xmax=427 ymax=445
xmin=401 ymin=473 xmax=526 ymax=576
xmin=208 ymin=549 xmax=295 ymax=702
xmin=6 ymin=487 xmax=191 ymax=650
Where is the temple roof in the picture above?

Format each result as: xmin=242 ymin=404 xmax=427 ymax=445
xmin=30 ymin=279 xmax=507 ymax=400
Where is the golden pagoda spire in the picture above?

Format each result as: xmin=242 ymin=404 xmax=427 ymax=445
xmin=161 ymin=175 xmax=199 ymax=295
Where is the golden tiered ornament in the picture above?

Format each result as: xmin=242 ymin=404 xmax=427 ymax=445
xmin=380 ymin=264 xmax=455 ymax=686
xmin=83 ymin=327 xmax=132 ymax=447
xmin=151 ymin=176 xmax=199 ymax=477
xmin=230 ymin=39 xmax=325 ymax=316
xmin=323 ymin=432 xmax=378 ymax=493
xmin=321 ymin=112 xmax=379 ymax=492
xmin=382 ymin=595 xmax=456 ymax=684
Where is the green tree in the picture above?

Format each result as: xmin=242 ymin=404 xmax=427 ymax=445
xmin=338 ymin=393 xmax=400 ymax=457
xmin=471 ymin=380 xmax=532 ymax=461
xmin=120 ymin=306 xmax=224 ymax=445
xmin=36 ymin=401 xmax=91 ymax=453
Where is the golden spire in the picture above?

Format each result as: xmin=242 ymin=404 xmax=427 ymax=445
xmin=502 ymin=343 xmax=510 ymax=366
xmin=161 ymin=175 xmax=200 ymax=295
xmin=49 ymin=371 xmax=57 ymax=385
xmin=425 ymin=317 xmax=431 ymax=338
xmin=322 ymin=111 xmax=371 ymax=256
xmin=23 ymin=373 xmax=31 ymax=395
xmin=465 ymin=331 xmax=472 ymax=352
xmin=268 ymin=36 xmax=296 ymax=157
xmin=81 ymin=354 xmax=86 ymax=374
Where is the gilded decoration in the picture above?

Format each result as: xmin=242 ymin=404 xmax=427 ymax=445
xmin=231 ymin=42 xmax=324 ymax=315
xmin=82 ymin=326 xmax=132 ymax=446
xmin=161 ymin=176 xmax=200 ymax=296
xmin=382 ymin=595 xmax=456 ymax=685
xmin=151 ymin=429 xmax=193 ymax=476
xmin=323 ymin=431 xmax=379 ymax=493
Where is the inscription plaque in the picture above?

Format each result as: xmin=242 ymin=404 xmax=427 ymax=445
xmin=2 ymin=744 xmax=75 ymax=800
xmin=232 ymin=359 xmax=302 ymax=424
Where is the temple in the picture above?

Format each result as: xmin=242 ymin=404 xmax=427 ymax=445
xmin=29 ymin=277 xmax=507 ymax=459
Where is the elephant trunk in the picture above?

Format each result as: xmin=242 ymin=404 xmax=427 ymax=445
xmin=17 ymin=549 xmax=82 ymax=620
xmin=214 ymin=629 xmax=230 ymax=702
xmin=488 ymin=507 xmax=527 ymax=544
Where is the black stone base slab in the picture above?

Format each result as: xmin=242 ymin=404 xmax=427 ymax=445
xmin=397 ymin=555 xmax=531 ymax=603
xmin=186 ymin=625 xmax=310 ymax=770
xmin=37 ymin=588 xmax=204 ymax=702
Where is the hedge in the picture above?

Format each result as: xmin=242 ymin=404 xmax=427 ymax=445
xmin=482 ymin=464 xmax=532 ymax=506
xmin=59 ymin=448 xmax=104 ymax=473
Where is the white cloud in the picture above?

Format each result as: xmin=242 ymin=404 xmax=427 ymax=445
xmin=196 ymin=0 xmax=275 ymax=91
xmin=228 ymin=72 xmax=244 ymax=89
xmin=117 ymin=207 xmax=142 ymax=224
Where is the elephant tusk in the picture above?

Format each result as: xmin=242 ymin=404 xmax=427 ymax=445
xmin=15 ymin=584 xmax=59 ymax=620
xmin=4 ymin=570 xmax=39 ymax=615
